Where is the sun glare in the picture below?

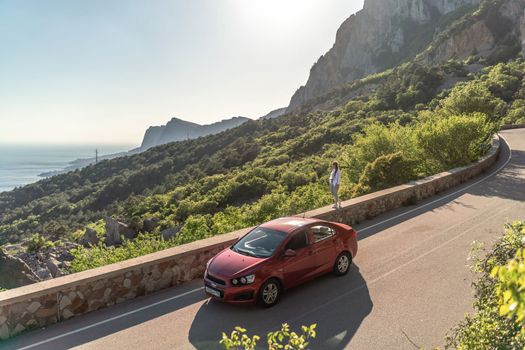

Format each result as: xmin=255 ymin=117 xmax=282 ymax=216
xmin=233 ymin=0 xmax=322 ymax=34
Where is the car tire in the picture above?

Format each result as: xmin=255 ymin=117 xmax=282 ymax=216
xmin=258 ymin=278 xmax=281 ymax=308
xmin=333 ymin=252 xmax=352 ymax=276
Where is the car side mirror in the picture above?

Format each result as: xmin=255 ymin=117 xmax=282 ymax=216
xmin=284 ymin=249 xmax=297 ymax=257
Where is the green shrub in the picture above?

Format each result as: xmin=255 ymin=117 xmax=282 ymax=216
xmin=492 ymin=248 xmax=525 ymax=328
xmin=70 ymin=233 xmax=178 ymax=272
xmin=174 ymin=215 xmax=212 ymax=245
xmin=441 ymin=81 xmax=506 ymax=119
xmin=345 ymin=122 xmax=411 ymax=183
xmin=502 ymin=99 xmax=525 ymax=125
xmin=415 ymin=113 xmax=496 ymax=172
xmin=352 ymin=152 xmax=416 ymax=196
xmin=26 ymin=233 xmax=55 ymax=253
xmin=220 ymin=323 xmax=317 ymax=350
xmin=346 ymin=112 xmax=495 ymax=194
xmin=446 ymin=220 xmax=525 ymax=349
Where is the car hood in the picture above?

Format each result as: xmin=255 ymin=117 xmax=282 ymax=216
xmin=208 ymin=248 xmax=266 ymax=277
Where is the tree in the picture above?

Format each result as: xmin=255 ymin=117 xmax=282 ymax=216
xmin=415 ymin=113 xmax=496 ymax=172
xmin=352 ymin=152 xmax=416 ymax=197
xmin=440 ymin=81 xmax=505 ymax=120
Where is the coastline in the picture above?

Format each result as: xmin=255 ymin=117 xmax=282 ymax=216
xmin=0 ymin=144 xmax=134 ymax=193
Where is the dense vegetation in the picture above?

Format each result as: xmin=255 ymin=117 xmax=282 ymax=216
xmin=2 ymin=55 xmax=524 ymax=272
xmin=446 ymin=220 xmax=525 ymax=349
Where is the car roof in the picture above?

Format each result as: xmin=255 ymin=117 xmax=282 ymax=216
xmin=259 ymin=216 xmax=324 ymax=234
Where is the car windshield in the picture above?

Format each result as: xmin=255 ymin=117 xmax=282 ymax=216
xmin=232 ymin=227 xmax=287 ymax=258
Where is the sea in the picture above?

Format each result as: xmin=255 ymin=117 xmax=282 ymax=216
xmin=0 ymin=144 xmax=133 ymax=193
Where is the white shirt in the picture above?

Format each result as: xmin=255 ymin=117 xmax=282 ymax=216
xmin=329 ymin=168 xmax=341 ymax=185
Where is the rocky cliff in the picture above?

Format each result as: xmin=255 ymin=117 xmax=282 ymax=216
xmin=419 ymin=0 xmax=525 ymax=64
xmin=140 ymin=116 xmax=249 ymax=150
xmin=288 ymin=0 xmax=481 ymax=110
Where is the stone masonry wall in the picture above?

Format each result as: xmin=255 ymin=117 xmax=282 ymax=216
xmin=0 ymin=136 xmax=502 ymax=340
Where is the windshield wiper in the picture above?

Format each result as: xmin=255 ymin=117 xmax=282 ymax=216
xmin=236 ymin=248 xmax=257 ymax=257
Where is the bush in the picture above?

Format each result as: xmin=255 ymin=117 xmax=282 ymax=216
xmin=441 ymin=81 xmax=506 ymax=120
xmin=502 ymin=99 xmax=525 ymax=125
xmin=492 ymin=249 xmax=525 ymax=328
xmin=352 ymin=152 xmax=416 ymax=196
xmin=346 ymin=112 xmax=495 ymax=195
xmin=70 ymin=233 xmax=178 ymax=272
xmin=26 ymin=233 xmax=55 ymax=253
xmin=174 ymin=215 xmax=212 ymax=245
xmin=220 ymin=323 xmax=317 ymax=350
xmin=446 ymin=220 xmax=525 ymax=349
xmin=415 ymin=113 xmax=496 ymax=172
xmin=345 ymin=123 xmax=410 ymax=183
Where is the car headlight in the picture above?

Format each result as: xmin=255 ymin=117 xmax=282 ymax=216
xmin=232 ymin=274 xmax=255 ymax=286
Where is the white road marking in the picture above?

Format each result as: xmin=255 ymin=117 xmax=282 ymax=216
xmin=14 ymin=287 xmax=204 ymax=350
xmin=14 ymin=135 xmax=513 ymax=350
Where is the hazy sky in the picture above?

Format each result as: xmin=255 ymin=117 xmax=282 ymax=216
xmin=0 ymin=0 xmax=364 ymax=145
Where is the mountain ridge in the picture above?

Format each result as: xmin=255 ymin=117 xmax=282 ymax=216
xmin=140 ymin=116 xmax=250 ymax=150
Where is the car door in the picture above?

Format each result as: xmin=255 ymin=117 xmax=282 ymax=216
xmin=310 ymin=224 xmax=337 ymax=274
xmin=281 ymin=229 xmax=317 ymax=288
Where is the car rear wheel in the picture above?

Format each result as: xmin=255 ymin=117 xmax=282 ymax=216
xmin=258 ymin=278 xmax=280 ymax=307
xmin=333 ymin=252 xmax=351 ymax=276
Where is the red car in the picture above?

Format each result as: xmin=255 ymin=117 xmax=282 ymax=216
xmin=204 ymin=217 xmax=358 ymax=307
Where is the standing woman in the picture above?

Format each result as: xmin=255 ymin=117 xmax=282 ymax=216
xmin=329 ymin=161 xmax=342 ymax=209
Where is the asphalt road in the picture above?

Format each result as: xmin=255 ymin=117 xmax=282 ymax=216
xmin=2 ymin=129 xmax=524 ymax=350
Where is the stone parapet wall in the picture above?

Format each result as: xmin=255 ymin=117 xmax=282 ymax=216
xmin=501 ymin=123 xmax=525 ymax=130
xmin=0 ymin=135 xmax=503 ymax=340
xmin=0 ymin=228 xmax=250 ymax=340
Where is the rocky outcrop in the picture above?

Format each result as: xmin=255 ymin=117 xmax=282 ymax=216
xmin=420 ymin=0 xmax=525 ymax=64
xmin=7 ymin=242 xmax=75 ymax=284
xmin=160 ymin=227 xmax=180 ymax=240
xmin=140 ymin=116 xmax=249 ymax=150
xmin=287 ymin=0 xmax=481 ymax=111
xmin=45 ymin=258 xmax=62 ymax=278
xmin=0 ymin=250 xmax=39 ymax=289
xmin=78 ymin=227 xmax=99 ymax=247
xmin=105 ymin=217 xmax=137 ymax=246
xmin=143 ymin=218 xmax=160 ymax=233
xmin=422 ymin=20 xmax=495 ymax=63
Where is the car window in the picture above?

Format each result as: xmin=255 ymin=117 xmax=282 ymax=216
xmin=311 ymin=225 xmax=335 ymax=243
xmin=286 ymin=230 xmax=309 ymax=251
xmin=232 ymin=227 xmax=287 ymax=258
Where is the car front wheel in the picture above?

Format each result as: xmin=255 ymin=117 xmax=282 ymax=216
xmin=333 ymin=252 xmax=351 ymax=276
xmin=258 ymin=278 xmax=280 ymax=307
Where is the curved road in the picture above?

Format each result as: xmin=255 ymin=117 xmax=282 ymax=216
xmin=2 ymin=129 xmax=525 ymax=350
